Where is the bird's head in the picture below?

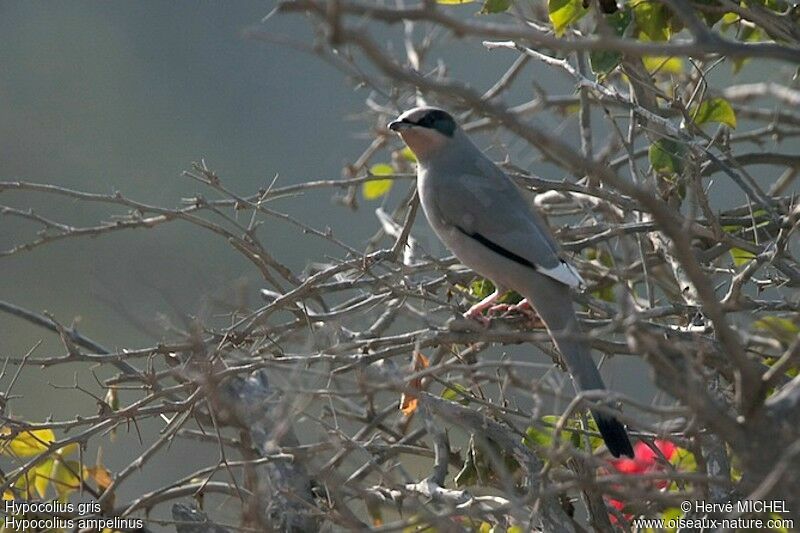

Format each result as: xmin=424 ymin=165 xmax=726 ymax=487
xmin=388 ymin=107 xmax=458 ymax=162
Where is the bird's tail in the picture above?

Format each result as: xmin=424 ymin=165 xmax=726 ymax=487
xmin=521 ymin=276 xmax=634 ymax=458
xmin=592 ymin=410 xmax=634 ymax=459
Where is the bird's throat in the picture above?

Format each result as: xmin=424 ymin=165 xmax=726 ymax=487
xmin=399 ymin=129 xmax=447 ymax=161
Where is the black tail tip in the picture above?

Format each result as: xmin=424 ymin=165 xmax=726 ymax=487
xmin=594 ymin=412 xmax=634 ymax=458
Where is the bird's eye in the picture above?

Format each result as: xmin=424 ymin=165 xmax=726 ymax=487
xmin=417 ymin=114 xmax=434 ymax=128
xmin=417 ymin=111 xmax=455 ymax=137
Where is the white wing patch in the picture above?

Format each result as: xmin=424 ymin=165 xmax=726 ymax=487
xmin=538 ymin=260 xmax=585 ymax=289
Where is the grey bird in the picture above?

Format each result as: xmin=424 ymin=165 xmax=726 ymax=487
xmin=389 ymin=106 xmax=634 ymax=458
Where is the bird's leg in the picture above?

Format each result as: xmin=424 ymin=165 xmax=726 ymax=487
xmin=463 ymin=289 xmax=503 ymax=326
xmin=488 ymin=299 xmax=543 ymax=327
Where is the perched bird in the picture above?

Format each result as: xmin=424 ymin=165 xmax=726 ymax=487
xmin=389 ymin=106 xmax=634 ymax=458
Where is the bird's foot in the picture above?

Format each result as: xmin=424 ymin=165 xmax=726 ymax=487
xmin=488 ymin=299 xmax=543 ymax=328
xmin=462 ymin=290 xmax=502 ymax=328
xmin=463 ymin=306 xmax=492 ymax=327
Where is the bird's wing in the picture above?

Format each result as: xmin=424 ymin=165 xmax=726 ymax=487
xmin=433 ymin=161 xmax=584 ymax=288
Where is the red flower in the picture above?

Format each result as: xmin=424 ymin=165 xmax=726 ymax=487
xmin=611 ymin=440 xmax=676 ymax=476
xmin=607 ymin=440 xmax=677 ymax=521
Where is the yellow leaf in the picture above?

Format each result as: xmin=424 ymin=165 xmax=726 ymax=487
xmin=643 ymin=56 xmax=683 ymax=74
xmin=370 ymin=163 xmax=393 ymax=176
xmin=50 ymin=459 xmax=82 ymax=501
xmin=770 ymin=513 xmax=789 ymax=533
xmin=105 ymin=387 xmax=119 ymax=411
xmin=400 ymin=146 xmax=417 ymax=162
xmin=362 ymin=163 xmax=394 ymax=200
xmin=692 ymin=97 xmax=737 ymax=128
xmin=11 ymin=471 xmax=30 ymax=500
xmin=0 ymin=428 xmax=56 ymax=457
xmin=730 ymin=247 xmax=756 ymax=266
xmin=32 ymin=458 xmax=54 ymax=498
xmin=58 ymin=442 xmax=78 ymax=457
xmin=548 ymin=0 xmax=588 ymax=36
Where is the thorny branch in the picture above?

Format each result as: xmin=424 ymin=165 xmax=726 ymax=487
xmin=1 ymin=1 xmax=800 ymax=531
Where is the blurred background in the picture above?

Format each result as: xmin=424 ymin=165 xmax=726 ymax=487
xmin=1 ymin=1 xmax=796 ymax=524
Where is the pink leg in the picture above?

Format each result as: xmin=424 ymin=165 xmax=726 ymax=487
xmin=463 ymin=289 xmax=502 ymax=326
xmin=488 ymin=299 xmax=543 ymax=327
xmin=489 ymin=298 xmax=530 ymax=315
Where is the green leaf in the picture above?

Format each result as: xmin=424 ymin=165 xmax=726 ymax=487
xmin=722 ymin=208 xmax=769 ymax=233
xmin=593 ymin=285 xmax=615 ymax=302
xmin=692 ymin=97 xmax=737 ymax=128
xmin=362 ymin=164 xmax=394 ymax=200
xmin=756 ymin=0 xmax=784 ymax=11
xmin=481 ymin=0 xmax=511 ymax=13
xmin=633 ymin=0 xmax=671 ymax=41
xmin=693 ymin=0 xmax=725 ymax=26
xmin=454 ymin=435 xmax=487 ymax=487
xmin=500 ymin=290 xmax=523 ymax=304
xmin=720 ymin=20 xmax=766 ymax=73
xmin=662 ymin=508 xmax=682 ymax=533
xmin=730 ymin=247 xmax=756 ymax=266
xmin=467 ymin=278 xmax=521 ymax=304
xmin=524 ymin=419 xmax=558 ymax=449
xmin=669 ymin=447 xmax=697 ymax=471
xmin=469 ymin=278 xmax=496 ymax=300
xmin=607 ymin=7 xmax=633 ymax=34
xmin=590 ymin=50 xmax=622 ymax=77
xmin=585 ymin=248 xmax=615 ymax=301
xmin=548 ymin=0 xmax=588 ymax=36
xmin=442 ymin=383 xmax=471 ymax=405
xmin=579 ymin=415 xmax=604 ymax=450
xmin=586 ymin=247 xmax=613 ymax=267
xmin=455 ymin=434 xmax=523 ymax=489
xmin=754 ymin=316 xmax=799 ymax=345
xmin=648 ymin=139 xmax=685 ymax=175
xmin=721 ymin=12 xmax=739 ymax=25
xmin=523 ymin=414 xmax=601 ymax=451
xmin=590 ymin=9 xmax=631 ymax=76
xmin=722 ymin=209 xmax=770 ymax=260
xmin=771 ymin=514 xmax=790 ymax=533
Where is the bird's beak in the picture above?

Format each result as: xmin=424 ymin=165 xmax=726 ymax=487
xmin=388 ymin=120 xmax=412 ymax=132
